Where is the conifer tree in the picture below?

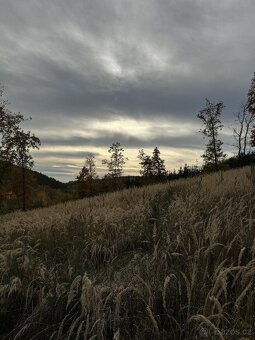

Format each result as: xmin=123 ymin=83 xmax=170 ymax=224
xmin=138 ymin=149 xmax=153 ymax=176
xmin=138 ymin=147 xmax=167 ymax=177
xmin=151 ymin=147 xmax=167 ymax=176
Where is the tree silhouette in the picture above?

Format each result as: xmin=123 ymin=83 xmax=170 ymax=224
xmin=14 ymin=129 xmax=40 ymax=210
xmin=0 ymin=84 xmax=41 ymax=211
xmin=247 ymin=72 xmax=255 ymax=147
xmin=151 ymin=147 xmax=167 ymax=176
xmin=138 ymin=147 xmax=167 ymax=178
xmin=247 ymin=72 xmax=255 ymax=115
xmin=233 ymin=103 xmax=255 ymax=157
xmin=0 ymin=87 xmax=28 ymax=208
xmin=102 ymin=142 xmax=127 ymax=178
xmin=197 ymin=99 xmax=226 ymax=170
xmin=138 ymin=149 xmax=154 ymax=176
xmin=77 ymin=154 xmax=97 ymax=197
xmin=0 ymin=87 xmax=25 ymax=164
xmin=102 ymin=142 xmax=128 ymax=190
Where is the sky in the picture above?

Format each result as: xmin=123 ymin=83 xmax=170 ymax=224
xmin=1 ymin=0 xmax=255 ymax=182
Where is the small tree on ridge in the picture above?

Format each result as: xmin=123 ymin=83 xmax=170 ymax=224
xmin=102 ymin=142 xmax=127 ymax=178
xmin=197 ymin=98 xmax=226 ymax=170
xmin=247 ymin=72 xmax=255 ymax=147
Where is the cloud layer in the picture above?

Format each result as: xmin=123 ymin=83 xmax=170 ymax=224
xmin=1 ymin=0 xmax=255 ymax=180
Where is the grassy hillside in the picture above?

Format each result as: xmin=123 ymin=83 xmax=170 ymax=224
xmin=1 ymin=167 xmax=255 ymax=339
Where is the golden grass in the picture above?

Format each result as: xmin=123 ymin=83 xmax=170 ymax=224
xmin=1 ymin=166 xmax=255 ymax=339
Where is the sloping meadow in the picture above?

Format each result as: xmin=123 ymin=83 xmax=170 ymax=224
xmin=1 ymin=167 xmax=255 ymax=339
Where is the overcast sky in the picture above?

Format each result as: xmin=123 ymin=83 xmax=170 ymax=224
xmin=1 ymin=0 xmax=255 ymax=181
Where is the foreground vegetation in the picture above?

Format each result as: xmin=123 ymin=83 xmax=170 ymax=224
xmin=1 ymin=166 xmax=255 ymax=339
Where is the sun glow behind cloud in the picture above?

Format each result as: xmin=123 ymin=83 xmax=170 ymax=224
xmin=30 ymin=116 xmax=205 ymax=180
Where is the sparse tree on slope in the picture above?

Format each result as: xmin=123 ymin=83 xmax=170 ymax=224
xmin=151 ymin=147 xmax=167 ymax=176
xmin=138 ymin=147 xmax=167 ymax=179
xmin=102 ymin=142 xmax=128 ymax=178
xmin=138 ymin=149 xmax=154 ymax=177
xmin=246 ymin=72 xmax=255 ymax=147
xmin=233 ymin=103 xmax=255 ymax=157
xmin=77 ymin=154 xmax=97 ymax=197
xmin=247 ymin=72 xmax=255 ymax=116
xmin=197 ymin=99 xmax=226 ymax=170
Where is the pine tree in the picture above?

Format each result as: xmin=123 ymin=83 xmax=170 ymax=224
xmin=138 ymin=147 xmax=167 ymax=178
xmin=151 ymin=147 xmax=167 ymax=176
xmin=197 ymin=99 xmax=226 ymax=170
xmin=138 ymin=149 xmax=153 ymax=176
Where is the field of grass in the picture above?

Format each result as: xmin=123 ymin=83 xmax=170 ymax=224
xmin=1 ymin=166 xmax=255 ymax=339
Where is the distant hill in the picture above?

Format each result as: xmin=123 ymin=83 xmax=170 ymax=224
xmin=0 ymin=160 xmax=69 ymax=191
xmin=0 ymin=161 xmax=75 ymax=213
xmin=32 ymin=170 xmax=70 ymax=191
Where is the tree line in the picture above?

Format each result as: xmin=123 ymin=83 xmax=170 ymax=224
xmin=1 ymin=72 xmax=255 ymax=210
xmin=75 ymin=72 xmax=255 ymax=197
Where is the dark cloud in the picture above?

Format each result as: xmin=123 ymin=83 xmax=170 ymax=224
xmin=1 ymin=0 xmax=255 ymax=180
xmin=35 ymin=150 xmax=99 ymax=158
xmin=42 ymin=133 xmax=202 ymax=149
xmin=41 ymin=130 xmax=235 ymax=151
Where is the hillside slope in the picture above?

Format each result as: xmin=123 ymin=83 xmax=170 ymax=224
xmin=1 ymin=167 xmax=255 ymax=339
xmin=0 ymin=161 xmax=73 ymax=212
xmin=0 ymin=160 xmax=68 ymax=190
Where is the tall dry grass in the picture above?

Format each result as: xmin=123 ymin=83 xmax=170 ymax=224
xmin=1 ymin=166 xmax=255 ymax=339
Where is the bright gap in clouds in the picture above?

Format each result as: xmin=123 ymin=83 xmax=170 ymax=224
xmin=31 ymin=116 xmax=204 ymax=182
xmin=33 ymin=146 xmax=202 ymax=182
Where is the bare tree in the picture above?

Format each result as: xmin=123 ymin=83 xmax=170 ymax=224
xmin=243 ymin=108 xmax=255 ymax=154
xmin=233 ymin=103 xmax=255 ymax=157
xmin=233 ymin=104 xmax=246 ymax=158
